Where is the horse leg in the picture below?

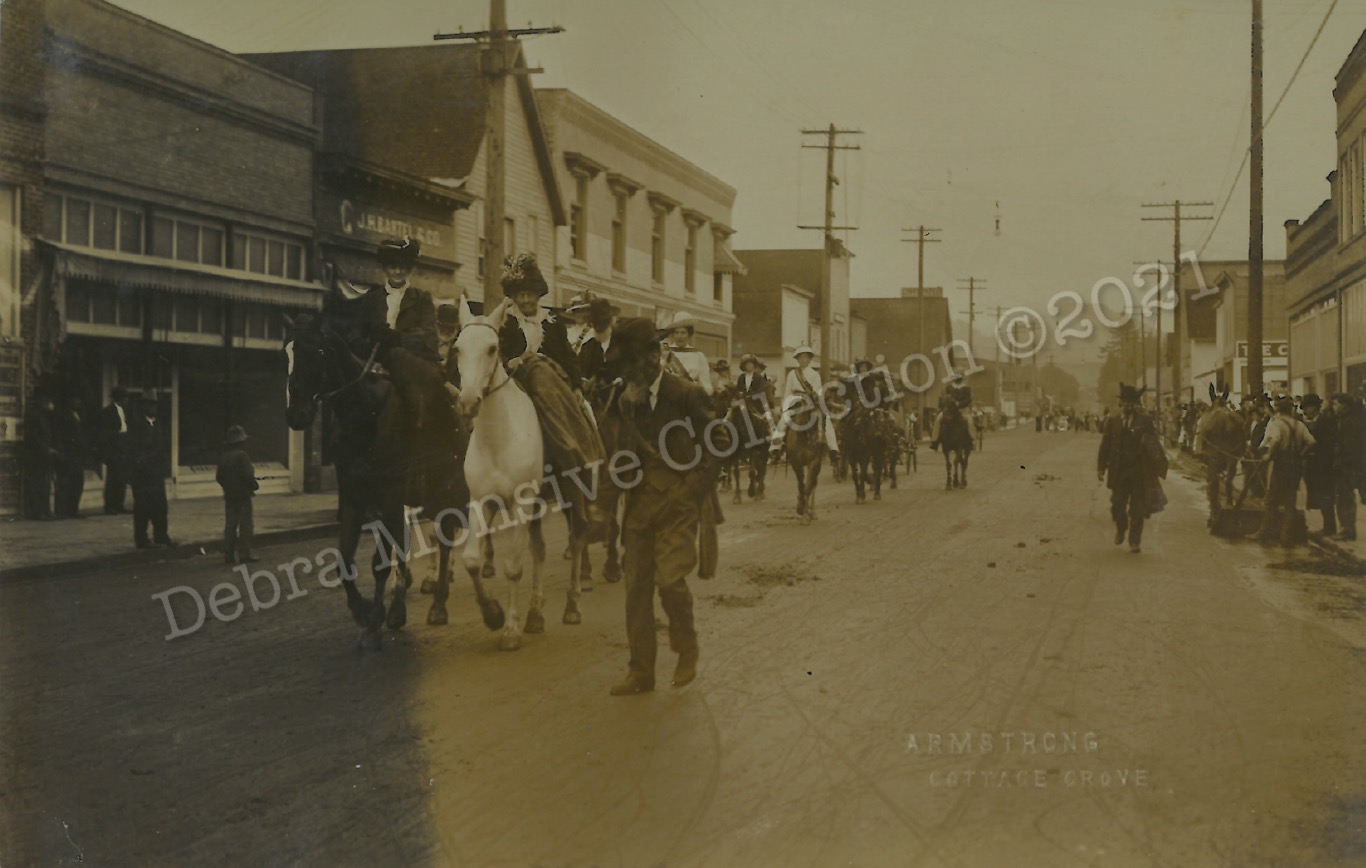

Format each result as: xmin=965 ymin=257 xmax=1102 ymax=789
xmin=562 ymin=518 xmax=584 ymax=625
xmin=386 ymin=543 xmax=410 ymax=631
xmin=363 ymin=507 xmax=402 ymax=651
xmin=427 ymin=537 xmax=451 ymax=626
xmin=526 ymin=517 xmax=551 ymax=633
xmin=464 ymin=508 xmax=504 ymax=632
xmin=873 ymin=452 xmax=883 ymax=501
xmin=808 ymin=460 xmax=820 ymax=521
xmin=498 ymin=520 xmax=529 ymax=650
xmin=481 ymin=534 xmax=496 ymax=578
xmin=562 ymin=508 xmax=574 ymax=560
xmin=796 ymin=464 xmax=809 ymax=522
xmin=962 ymin=452 xmax=969 ymax=488
xmin=853 ymin=454 xmax=865 ymax=504
xmin=756 ymin=453 xmax=767 ymax=500
xmin=944 ymin=452 xmax=953 ymax=490
xmin=337 ymin=502 xmax=369 ymax=628
xmin=603 ymin=510 xmax=622 ymax=583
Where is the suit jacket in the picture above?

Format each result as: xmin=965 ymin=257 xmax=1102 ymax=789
xmin=578 ymin=332 xmax=610 ymax=386
xmin=1097 ymin=410 xmax=1156 ymax=489
xmin=126 ymin=413 xmax=168 ymax=487
xmin=624 ymin=373 xmax=722 ymax=508
xmin=216 ymin=448 xmax=259 ymax=500
xmin=499 ymin=312 xmax=581 ymax=386
xmin=359 ymin=282 xmax=439 ymax=363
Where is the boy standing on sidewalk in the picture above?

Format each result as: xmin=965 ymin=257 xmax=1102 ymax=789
xmin=216 ymin=426 xmax=259 ymax=565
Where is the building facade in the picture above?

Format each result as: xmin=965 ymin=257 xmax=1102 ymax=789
xmin=2 ymin=0 xmax=329 ymax=513
xmin=848 ymin=290 xmax=956 ymax=412
xmin=1285 ymin=30 xmax=1366 ymax=399
xmin=732 ymin=245 xmax=854 ymax=383
xmin=535 ymin=89 xmax=740 ymax=361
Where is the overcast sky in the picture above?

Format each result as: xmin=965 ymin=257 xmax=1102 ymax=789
xmin=110 ymin=0 xmax=1365 ymax=363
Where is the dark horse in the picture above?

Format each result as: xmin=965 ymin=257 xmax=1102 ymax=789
xmin=874 ymin=409 xmax=902 ymax=490
xmin=937 ymin=395 xmax=973 ymax=490
xmin=579 ymin=376 xmax=626 ymax=585
xmin=724 ymin=389 xmax=772 ymax=504
xmin=784 ymin=398 xmax=825 ymax=524
xmin=839 ymin=399 xmax=885 ymax=504
xmin=284 ymin=298 xmax=472 ymax=650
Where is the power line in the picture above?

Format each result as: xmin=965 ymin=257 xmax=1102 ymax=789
xmin=1198 ymin=0 xmax=1339 ymax=255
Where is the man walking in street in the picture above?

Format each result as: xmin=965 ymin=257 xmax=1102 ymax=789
xmin=1255 ymin=396 xmax=1314 ymax=547
xmin=98 ymin=386 xmax=131 ymax=514
xmin=1098 ymin=383 xmax=1162 ymax=553
xmin=606 ymin=319 xmax=723 ymax=696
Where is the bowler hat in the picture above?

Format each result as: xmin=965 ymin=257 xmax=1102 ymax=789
xmin=377 ymin=237 xmax=420 ymax=269
xmin=501 ymin=253 xmax=549 ymax=298
xmin=224 ymin=425 xmax=248 ymax=445
xmin=436 ymin=303 xmax=459 ymax=327
xmin=1118 ymin=383 xmax=1145 ymax=404
xmin=1301 ymin=393 xmax=1323 ymax=408
xmin=612 ymin=318 xmax=662 ymax=357
xmin=567 ymin=293 xmax=592 ymax=313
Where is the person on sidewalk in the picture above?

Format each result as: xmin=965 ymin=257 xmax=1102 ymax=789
xmin=216 ymin=425 xmax=260 ymax=565
xmin=53 ymin=394 xmax=89 ymax=519
xmin=606 ymin=319 xmax=723 ymax=696
xmin=1330 ymin=393 xmax=1364 ymax=541
xmin=1255 ymin=396 xmax=1315 ymax=547
xmin=22 ymin=391 xmax=57 ymax=521
xmin=1098 ymin=383 xmax=1162 ymax=553
xmin=1301 ymin=394 xmax=1337 ymax=536
xmin=128 ymin=390 xmax=173 ymax=548
xmin=98 ymin=386 xmax=131 ymax=514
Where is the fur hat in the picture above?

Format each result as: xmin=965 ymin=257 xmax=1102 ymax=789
xmin=377 ymin=237 xmax=420 ymax=269
xmin=501 ymin=253 xmax=549 ymax=298
xmin=1118 ymin=382 xmax=1145 ymax=404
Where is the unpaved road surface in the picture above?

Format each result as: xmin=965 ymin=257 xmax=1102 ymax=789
xmin=3 ymin=427 xmax=1365 ymax=867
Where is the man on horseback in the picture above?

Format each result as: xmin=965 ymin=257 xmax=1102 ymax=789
xmin=770 ymin=346 xmax=840 ymax=462
xmin=930 ymin=371 xmax=972 ymax=451
xmin=606 ymin=319 xmax=724 ymax=695
xmin=479 ymin=253 xmax=609 ymax=540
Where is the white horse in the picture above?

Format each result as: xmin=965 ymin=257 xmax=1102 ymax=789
xmin=453 ymin=297 xmax=582 ymax=650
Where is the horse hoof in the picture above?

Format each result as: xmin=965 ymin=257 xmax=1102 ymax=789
xmin=482 ymin=600 xmax=505 ymax=631
xmin=800 ymin=515 xmax=811 ymax=526
xmin=563 ymin=546 xmax=573 ymax=560
xmin=874 ymin=492 xmax=882 ymax=501
xmin=525 ymin=609 xmax=545 ymax=634
xmin=733 ymin=493 xmax=742 ymax=505
xmin=563 ymin=608 xmax=582 ymax=625
xmin=604 ymin=563 xmax=622 ymax=583
xmin=348 ymin=600 xmax=370 ymax=628
xmin=361 ymin=631 xmax=383 ymax=652
xmin=499 ymin=631 xmax=522 ymax=651
xmin=482 ymin=562 xmax=496 ymax=579
xmin=857 ymin=495 xmax=865 ymax=505
xmin=386 ymin=602 xmax=407 ymax=631
xmin=581 ymin=576 xmax=594 ymax=593
xmin=419 ymin=579 xmax=435 ymax=595
xmin=426 ymin=606 xmax=448 ymax=626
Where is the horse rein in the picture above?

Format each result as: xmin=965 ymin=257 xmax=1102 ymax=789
xmin=315 ymin=341 xmax=380 ymax=402
xmin=459 ymin=320 xmax=517 ymax=399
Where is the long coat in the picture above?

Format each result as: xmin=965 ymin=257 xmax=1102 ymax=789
xmin=499 ymin=312 xmax=581 ymax=386
xmin=622 ymin=372 xmax=722 ymax=513
xmin=126 ymin=413 xmax=168 ymax=488
xmin=1099 ymin=410 xmax=1167 ymax=514
xmin=1304 ymin=411 xmax=1336 ymax=509
xmin=355 ymin=282 xmax=440 ymax=363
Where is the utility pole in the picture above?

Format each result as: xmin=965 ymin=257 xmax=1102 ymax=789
xmin=955 ymin=277 xmax=987 ymax=357
xmin=435 ymin=0 xmax=563 ymax=309
xmin=1142 ymin=202 xmax=1212 ymax=410
xmin=901 ymin=225 xmax=940 ymax=426
xmin=799 ymin=124 xmax=861 ymax=375
xmin=1249 ymin=0 xmax=1265 ymax=396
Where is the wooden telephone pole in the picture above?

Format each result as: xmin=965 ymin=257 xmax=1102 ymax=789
xmin=798 ymin=124 xmax=861 ymax=374
xmin=1142 ymin=202 xmax=1212 ymax=410
xmin=435 ymin=0 xmax=562 ymax=309
xmin=955 ymin=277 xmax=987 ymax=358
xmin=901 ymin=226 xmax=940 ymax=423
xmin=1249 ymin=0 xmax=1265 ymax=396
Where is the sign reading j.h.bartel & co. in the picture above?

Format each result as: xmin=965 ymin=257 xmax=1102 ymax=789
xmin=321 ymin=192 xmax=451 ymax=252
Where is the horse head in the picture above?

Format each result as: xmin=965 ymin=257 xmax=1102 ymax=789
xmin=452 ymin=295 xmax=508 ymax=419
xmin=284 ymin=311 xmax=325 ymax=430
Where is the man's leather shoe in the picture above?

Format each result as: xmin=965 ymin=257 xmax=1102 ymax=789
xmin=609 ymin=675 xmax=654 ymax=696
xmin=1113 ymin=528 xmax=1125 ymax=545
xmin=672 ymin=649 xmax=698 ymax=688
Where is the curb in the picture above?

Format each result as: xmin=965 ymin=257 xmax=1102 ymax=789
xmin=0 ymin=523 xmax=338 ymax=584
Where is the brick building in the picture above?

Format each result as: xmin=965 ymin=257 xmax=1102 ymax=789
xmin=534 ymin=89 xmax=740 ymax=361
xmin=1 ymin=0 xmax=328 ymax=513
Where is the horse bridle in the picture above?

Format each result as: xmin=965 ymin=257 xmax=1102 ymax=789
xmin=289 ymin=333 xmax=380 ymax=405
xmin=459 ymin=320 xmax=516 ymax=399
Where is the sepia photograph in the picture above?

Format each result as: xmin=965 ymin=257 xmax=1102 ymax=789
xmin=2 ymin=0 xmax=1366 ymax=864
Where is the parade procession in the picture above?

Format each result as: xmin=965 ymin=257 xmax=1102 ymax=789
xmin=5 ymin=1 xmax=1366 ymax=866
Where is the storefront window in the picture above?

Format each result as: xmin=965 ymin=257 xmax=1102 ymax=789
xmin=200 ymin=299 xmax=222 ymax=334
xmin=179 ymin=346 xmax=288 ymax=468
xmin=117 ymin=289 xmax=140 ymax=328
xmin=201 ymin=228 xmax=224 ymax=266
xmin=65 ymin=284 xmax=90 ymax=322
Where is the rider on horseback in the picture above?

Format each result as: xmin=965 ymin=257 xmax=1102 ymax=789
xmin=478 ymin=253 xmax=610 ymax=541
xmin=930 ymin=370 xmax=972 ymax=451
xmin=770 ymin=346 xmax=840 ymax=462
xmin=660 ymin=311 xmax=714 ymax=396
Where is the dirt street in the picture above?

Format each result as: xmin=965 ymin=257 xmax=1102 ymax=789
xmin=3 ymin=427 xmax=1364 ymax=867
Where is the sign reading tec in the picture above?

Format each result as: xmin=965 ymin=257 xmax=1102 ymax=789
xmin=1235 ymin=341 xmax=1288 ymax=359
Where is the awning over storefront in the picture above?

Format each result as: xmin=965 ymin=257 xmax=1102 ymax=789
xmin=714 ymin=244 xmax=747 ymax=276
xmin=44 ymin=241 xmax=326 ymax=309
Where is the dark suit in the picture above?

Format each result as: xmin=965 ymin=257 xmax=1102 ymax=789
xmin=1098 ymin=409 xmax=1157 ymax=545
xmin=217 ymin=447 xmax=258 ymax=561
xmin=127 ymin=413 xmax=170 ymax=545
xmin=53 ymin=408 xmax=89 ymax=517
xmin=618 ymin=373 xmax=723 ymax=681
xmin=23 ymin=406 xmax=56 ymax=520
xmin=578 ymin=332 xmax=610 ymax=387
xmin=98 ymin=402 xmax=130 ymax=513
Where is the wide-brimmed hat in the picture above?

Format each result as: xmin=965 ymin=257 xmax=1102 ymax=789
xmin=1118 ymin=383 xmax=1145 ymax=404
xmin=713 ymin=359 xmax=730 ymax=371
xmin=853 ymin=357 xmax=873 ymax=372
xmin=377 ymin=237 xmax=420 ymax=269
xmin=566 ymin=293 xmax=592 ymax=314
xmin=792 ymin=345 xmax=815 ymax=360
xmin=739 ymin=353 xmax=760 ymax=370
xmin=501 ymin=253 xmax=549 ymax=298
xmin=224 ymin=425 xmax=248 ymax=445
xmin=662 ymin=310 xmax=697 ymax=334
xmin=611 ymin=318 xmax=662 ymax=359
